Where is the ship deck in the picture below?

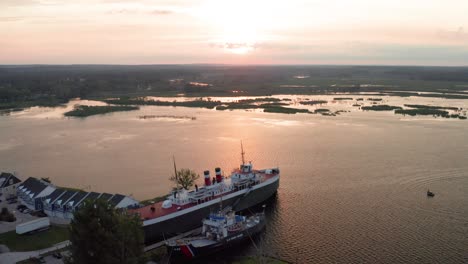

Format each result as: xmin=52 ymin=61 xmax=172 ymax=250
xmin=131 ymin=172 xmax=278 ymax=221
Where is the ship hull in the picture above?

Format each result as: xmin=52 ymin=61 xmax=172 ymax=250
xmin=142 ymin=175 xmax=279 ymax=244
xmin=166 ymin=216 xmax=266 ymax=261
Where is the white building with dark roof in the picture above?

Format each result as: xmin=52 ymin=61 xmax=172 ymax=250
xmin=16 ymin=176 xmax=139 ymax=219
xmin=41 ymin=188 xmax=139 ymax=220
xmin=0 ymin=172 xmax=22 ymax=198
xmin=17 ymin=177 xmax=56 ymax=210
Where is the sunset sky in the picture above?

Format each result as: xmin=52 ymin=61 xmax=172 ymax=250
xmin=1 ymin=0 xmax=467 ymax=65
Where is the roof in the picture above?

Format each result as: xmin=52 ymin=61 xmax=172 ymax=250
xmin=67 ymin=191 xmax=88 ymax=207
xmin=43 ymin=189 xmax=66 ymax=204
xmin=98 ymin=193 xmax=113 ymax=201
xmin=55 ymin=190 xmax=77 ymax=205
xmin=108 ymin=194 xmax=126 ymax=206
xmin=0 ymin=172 xmax=21 ymax=188
xmin=18 ymin=177 xmax=49 ymax=198
xmin=84 ymin=192 xmax=100 ymax=201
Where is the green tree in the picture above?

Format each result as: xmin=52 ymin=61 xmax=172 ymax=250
xmin=170 ymin=168 xmax=200 ymax=190
xmin=69 ymin=199 xmax=145 ymax=264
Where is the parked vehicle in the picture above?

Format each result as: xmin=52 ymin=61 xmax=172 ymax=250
xmin=16 ymin=218 xmax=50 ymax=235
xmin=31 ymin=210 xmax=47 ymax=217
xmin=17 ymin=204 xmax=27 ymax=210
xmin=6 ymin=196 xmax=17 ymax=201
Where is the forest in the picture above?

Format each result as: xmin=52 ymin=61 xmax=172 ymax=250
xmin=1 ymin=65 xmax=468 ymax=110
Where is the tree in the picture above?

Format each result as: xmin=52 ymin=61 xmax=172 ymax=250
xmin=0 ymin=207 xmax=16 ymax=222
xmin=170 ymin=168 xmax=200 ymax=190
xmin=69 ymin=199 xmax=145 ymax=264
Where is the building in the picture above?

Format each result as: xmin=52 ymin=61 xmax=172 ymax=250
xmin=17 ymin=177 xmax=56 ymax=210
xmin=42 ymin=190 xmax=139 ymax=220
xmin=16 ymin=177 xmax=139 ymax=219
xmin=0 ymin=172 xmax=22 ymax=198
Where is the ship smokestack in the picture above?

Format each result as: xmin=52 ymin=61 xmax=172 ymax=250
xmin=204 ymin=170 xmax=211 ymax=186
xmin=215 ymin=167 xmax=222 ymax=183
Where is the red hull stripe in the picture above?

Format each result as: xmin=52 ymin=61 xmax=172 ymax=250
xmin=180 ymin=245 xmax=194 ymax=259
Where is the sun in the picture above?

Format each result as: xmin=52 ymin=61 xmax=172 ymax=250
xmin=195 ymin=0 xmax=280 ymax=55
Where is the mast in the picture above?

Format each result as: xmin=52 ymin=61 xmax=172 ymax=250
xmin=219 ymin=195 xmax=223 ymax=212
xmin=173 ymin=155 xmax=179 ymax=195
xmin=241 ymin=141 xmax=245 ymax=165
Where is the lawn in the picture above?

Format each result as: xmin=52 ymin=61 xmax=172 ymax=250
xmin=0 ymin=225 xmax=69 ymax=252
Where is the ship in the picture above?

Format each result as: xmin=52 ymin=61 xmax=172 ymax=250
xmin=166 ymin=206 xmax=266 ymax=261
xmin=131 ymin=143 xmax=279 ymax=244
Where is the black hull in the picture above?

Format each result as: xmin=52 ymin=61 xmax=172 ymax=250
xmin=143 ymin=176 xmax=279 ymax=244
xmin=166 ymin=216 xmax=266 ymax=261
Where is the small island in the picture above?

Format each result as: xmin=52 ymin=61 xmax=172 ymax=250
xmin=403 ymin=104 xmax=460 ymax=111
xmin=395 ymin=104 xmax=467 ymax=119
xmin=64 ymin=105 xmax=140 ymax=117
xmin=263 ymin=106 xmax=310 ymax=114
xmin=103 ymin=97 xmax=221 ymax=109
xmin=299 ymin=100 xmax=328 ymax=105
xmin=361 ymin=105 xmax=402 ymax=111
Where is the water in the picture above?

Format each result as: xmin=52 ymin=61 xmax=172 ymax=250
xmin=1 ymin=95 xmax=467 ymax=263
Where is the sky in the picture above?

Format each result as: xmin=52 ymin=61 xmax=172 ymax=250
xmin=1 ymin=0 xmax=468 ymax=65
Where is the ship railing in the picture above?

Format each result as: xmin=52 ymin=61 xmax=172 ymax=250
xmin=203 ymin=219 xmax=224 ymax=227
xmin=171 ymin=198 xmax=190 ymax=205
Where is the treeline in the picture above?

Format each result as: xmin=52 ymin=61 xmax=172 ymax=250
xmin=1 ymin=65 xmax=468 ymax=109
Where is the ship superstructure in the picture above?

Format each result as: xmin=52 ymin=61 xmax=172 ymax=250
xmin=166 ymin=206 xmax=266 ymax=260
xmin=132 ymin=145 xmax=279 ymax=244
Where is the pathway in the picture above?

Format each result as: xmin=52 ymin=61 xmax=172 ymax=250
xmin=0 ymin=241 xmax=70 ymax=264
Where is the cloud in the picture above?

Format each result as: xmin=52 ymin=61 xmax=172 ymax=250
xmin=0 ymin=0 xmax=38 ymax=7
xmin=0 ymin=0 xmax=63 ymax=7
xmin=210 ymin=42 xmax=263 ymax=51
xmin=0 ymin=16 xmax=26 ymax=22
xmin=150 ymin=9 xmax=173 ymax=15
xmin=108 ymin=8 xmax=174 ymax=15
xmin=437 ymin=27 xmax=468 ymax=42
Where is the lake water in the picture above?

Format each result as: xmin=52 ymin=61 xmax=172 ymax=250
xmin=1 ymin=95 xmax=467 ymax=263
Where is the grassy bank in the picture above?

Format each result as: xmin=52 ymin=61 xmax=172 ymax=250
xmin=263 ymin=106 xmax=310 ymax=114
xmin=404 ymin=104 xmax=460 ymax=110
xmin=299 ymin=100 xmax=327 ymax=105
xmin=361 ymin=105 xmax=402 ymax=111
xmin=0 ymin=99 xmax=68 ymax=111
xmin=383 ymin=91 xmax=468 ymax=99
xmin=103 ymin=98 xmax=220 ymax=109
xmin=395 ymin=108 xmax=449 ymax=117
xmin=0 ymin=225 xmax=69 ymax=251
xmin=237 ymin=97 xmax=281 ymax=103
xmin=64 ymin=105 xmax=139 ymax=117
xmin=395 ymin=109 xmax=467 ymax=119
xmin=314 ymin=108 xmax=330 ymax=113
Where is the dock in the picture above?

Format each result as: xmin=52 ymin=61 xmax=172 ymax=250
xmin=144 ymin=227 xmax=202 ymax=252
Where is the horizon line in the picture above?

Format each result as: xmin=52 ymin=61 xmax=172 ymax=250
xmin=1 ymin=63 xmax=468 ymax=68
